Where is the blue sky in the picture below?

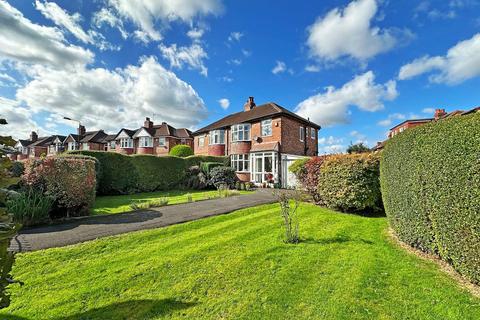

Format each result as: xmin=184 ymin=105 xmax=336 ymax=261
xmin=0 ymin=0 xmax=479 ymax=153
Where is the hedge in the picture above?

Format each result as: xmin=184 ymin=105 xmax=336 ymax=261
xmin=169 ymin=144 xmax=194 ymax=157
xmin=69 ymin=151 xmax=228 ymax=194
xmin=22 ymin=156 xmax=96 ymax=218
xmin=316 ymin=154 xmax=382 ymax=213
xmin=380 ymin=113 xmax=480 ymax=284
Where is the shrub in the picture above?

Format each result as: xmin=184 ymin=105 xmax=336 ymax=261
xmin=200 ymin=162 xmax=224 ymax=176
xmin=183 ymin=166 xmax=208 ymax=190
xmin=184 ymin=155 xmax=229 ymax=168
xmin=316 ymin=154 xmax=382 ymax=213
xmin=274 ymin=190 xmax=303 ymax=244
xmin=209 ymin=166 xmax=237 ymax=189
xmin=380 ymin=113 xmax=480 ymax=284
xmin=217 ymin=185 xmax=240 ymax=198
xmin=300 ymin=156 xmax=327 ymax=202
xmin=169 ymin=145 xmax=194 ymax=157
xmin=6 ymin=189 xmax=53 ymax=226
xmin=288 ymin=158 xmax=309 ymax=181
xmin=346 ymin=142 xmax=371 ymax=154
xmin=9 ymin=161 xmax=24 ymax=177
xmin=130 ymin=155 xmax=186 ymax=192
xmin=22 ymin=156 xmax=96 ymax=218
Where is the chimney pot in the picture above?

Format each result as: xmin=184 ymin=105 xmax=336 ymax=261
xmin=434 ymin=108 xmax=447 ymax=120
xmin=244 ymin=96 xmax=256 ymax=112
xmin=144 ymin=117 xmax=153 ymax=129
xmin=30 ymin=131 xmax=38 ymax=142
xmin=77 ymin=125 xmax=86 ymax=136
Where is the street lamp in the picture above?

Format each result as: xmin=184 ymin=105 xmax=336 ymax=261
xmin=63 ymin=116 xmax=81 ymax=126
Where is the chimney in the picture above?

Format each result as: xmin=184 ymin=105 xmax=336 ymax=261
xmin=77 ymin=125 xmax=86 ymax=136
xmin=434 ymin=108 xmax=447 ymax=120
xmin=244 ymin=96 xmax=256 ymax=112
xmin=30 ymin=131 xmax=38 ymax=142
xmin=144 ymin=117 xmax=153 ymax=129
xmin=161 ymin=121 xmax=167 ymax=125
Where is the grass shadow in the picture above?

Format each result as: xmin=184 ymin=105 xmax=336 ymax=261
xmin=300 ymin=235 xmax=374 ymax=245
xmin=0 ymin=299 xmax=196 ymax=320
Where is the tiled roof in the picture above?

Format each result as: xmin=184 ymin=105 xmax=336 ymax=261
xmin=28 ymin=136 xmax=53 ymax=147
xmin=80 ymin=130 xmax=107 ymax=143
xmin=133 ymin=123 xmax=193 ymax=139
xmin=175 ymin=128 xmax=193 ymax=139
xmin=193 ymin=102 xmax=321 ymax=134
xmin=389 ymin=118 xmax=433 ymax=131
xmin=250 ymin=142 xmax=280 ymax=152
xmin=18 ymin=139 xmax=33 ymax=147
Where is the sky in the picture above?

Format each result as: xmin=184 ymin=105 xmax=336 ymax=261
xmin=0 ymin=0 xmax=479 ymax=153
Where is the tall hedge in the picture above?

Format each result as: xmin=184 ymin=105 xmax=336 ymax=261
xmin=69 ymin=151 xmax=228 ymax=195
xmin=380 ymin=113 xmax=480 ymax=284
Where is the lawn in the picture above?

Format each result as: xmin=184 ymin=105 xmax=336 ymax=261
xmin=1 ymin=203 xmax=479 ymax=319
xmin=92 ymin=189 xmax=251 ymax=215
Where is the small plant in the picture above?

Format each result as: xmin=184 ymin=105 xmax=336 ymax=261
xmin=130 ymin=197 xmax=170 ymax=211
xmin=149 ymin=197 xmax=169 ymax=207
xmin=6 ymin=189 xmax=53 ymax=226
xmin=186 ymin=193 xmax=193 ymax=203
xmin=274 ymin=191 xmax=302 ymax=244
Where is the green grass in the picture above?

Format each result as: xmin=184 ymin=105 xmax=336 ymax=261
xmin=92 ymin=190 xmax=251 ymax=215
xmin=1 ymin=203 xmax=479 ymax=319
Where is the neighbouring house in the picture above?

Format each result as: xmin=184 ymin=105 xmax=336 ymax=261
xmin=374 ymin=106 xmax=479 ymax=151
xmin=192 ymin=97 xmax=320 ymax=188
xmin=47 ymin=135 xmax=67 ymax=156
xmin=64 ymin=125 xmax=109 ymax=151
xmin=114 ymin=117 xmax=193 ymax=156
xmin=12 ymin=132 xmax=37 ymax=160
xmin=28 ymin=135 xmax=54 ymax=158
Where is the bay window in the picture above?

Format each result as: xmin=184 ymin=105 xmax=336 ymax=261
xmin=209 ymin=130 xmax=225 ymax=145
xmin=120 ymin=138 xmax=133 ymax=148
xmin=139 ymin=136 xmax=153 ymax=147
xmin=231 ymin=154 xmax=249 ymax=172
xmin=261 ymin=119 xmax=272 ymax=136
xmin=231 ymin=124 xmax=251 ymax=142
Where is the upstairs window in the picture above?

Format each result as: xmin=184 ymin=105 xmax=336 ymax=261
xmin=120 ymin=138 xmax=133 ymax=148
xmin=158 ymin=137 xmax=166 ymax=146
xmin=139 ymin=136 xmax=153 ymax=147
xmin=209 ymin=130 xmax=225 ymax=145
xmin=231 ymin=124 xmax=251 ymax=142
xmin=198 ymin=136 xmax=205 ymax=147
xmin=299 ymin=126 xmax=305 ymax=142
xmin=261 ymin=119 xmax=272 ymax=136
xmin=311 ymin=128 xmax=316 ymax=139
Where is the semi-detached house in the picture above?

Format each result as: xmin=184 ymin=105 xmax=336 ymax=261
xmin=193 ymin=97 xmax=321 ymax=188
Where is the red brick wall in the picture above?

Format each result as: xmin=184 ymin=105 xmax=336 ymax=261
xmin=280 ymin=116 xmax=317 ymax=156
xmin=208 ymin=144 xmax=225 ymax=156
xmin=230 ymin=141 xmax=251 ymax=154
xmin=389 ymin=121 xmax=431 ymax=138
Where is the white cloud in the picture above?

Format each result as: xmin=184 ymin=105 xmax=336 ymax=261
xmin=377 ymin=113 xmax=406 ymax=127
xmin=107 ymin=0 xmax=223 ymax=42
xmin=398 ymin=33 xmax=480 ymax=85
xmin=92 ymin=7 xmax=128 ymax=39
xmin=219 ymin=75 xmax=233 ymax=82
xmin=13 ymin=56 xmax=207 ymax=134
xmin=159 ymin=43 xmax=208 ymax=76
xmin=241 ymin=49 xmax=251 ymax=57
xmin=187 ymin=28 xmax=205 ymax=42
xmin=305 ymin=65 xmax=320 ymax=72
xmin=422 ymin=107 xmax=435 ymax=114
xmin=296 ymin=71 xmax=398 ymax=127
xmin=218 ymin=98 xmax=230 ymax=109
xmin=318 ymin=135 xmax=344 ymax=145
xmin=272 ymin=61 xmax=287 ymax=74
xmin=227 ymin=58 xmax=242 ymax=66
xmin=0 ymin=1 xmax=93 ymax=68
xmin=0 ymin=97 xmax=45 ymax=139
xmin=228 ymin=31 xmax=243 ymax=42
xmin=321 ymin=144 xmax=345 ymax=154
xmin=318 ymin=136 xmax=345 ymax=154
xmin=306 ymin=0 xmax=400 ymax=62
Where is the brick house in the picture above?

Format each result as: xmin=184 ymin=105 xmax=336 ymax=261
xmin=64 ymin=125 xmax=108 ymax=152
xmin=114 ymin=118 xmax=193 ymax=156
xmin=193 ymin=97 xmax=320 ymax=187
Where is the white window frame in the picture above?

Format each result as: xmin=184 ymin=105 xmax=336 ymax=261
xmin=261 ymin=119 xmax=272 ymax=137
xmin=231 ymin=154 xmax=250 ymax=172
xmin=139 ymin=136 xmax=153 ymax=147
xmin=158 ymin=137 xmax=166 ymax=146
xmin=231 ymin=123 xmax=251 ymax=142
xmin=209 ymin=130 xmax=225 ymax=145
xmin=120 ymin=138 xmax=133 ymax=148
xmin=68 ymin=141 xmax=78 ymax=151
xmin=299 ymin=126 xmax=305 ymax=142
xmin=311 ymin=128 xmax=316 ymax=139
xmin=198 ymin=136 xmax=205 ymax=147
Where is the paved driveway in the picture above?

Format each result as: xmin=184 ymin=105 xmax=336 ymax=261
xmin=9 ymin=190 xmax=278 ymax=252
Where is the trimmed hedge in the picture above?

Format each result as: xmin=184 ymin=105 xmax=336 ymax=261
xmin=200 ymin=162 xmax=224 ymax=176
xmin=69 ymin=151 xmax=228 ymax=195
xmin=169 ymin=144 xmax=194 ymax=157
xmin=380 ymin=113 xmax=480 ymax=284
xmin=316 ymin=154 xmax=382 ymax=213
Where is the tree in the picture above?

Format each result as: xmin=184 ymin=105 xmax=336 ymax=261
xmin=346 ymin=143 xmax=371 ymax=154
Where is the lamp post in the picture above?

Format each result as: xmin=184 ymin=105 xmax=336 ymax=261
xmin=63 ymin=116 xmax=82 ymax=151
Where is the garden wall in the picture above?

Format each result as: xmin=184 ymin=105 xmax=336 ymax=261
xmin=380 ymin=113 xmax=480 ymax=284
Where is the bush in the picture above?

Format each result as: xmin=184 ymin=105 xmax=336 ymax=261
xmin=288 ymin=158 xmax=309 ymax=181
xmin=380 ymin=113 xmax=480 ymax=284
xmin=200 ymin=162 xmax=224 ymax=176
xmin=183 ymin=155 xmax=229 ymax=168
xmin=22 ymin=156 xmax=96 ymax=218
xmin=274 ymin=190 xmax=302 ymax=244
xmin=130 ymin=155 xmax=186 ymax=192
xmin=169 ymin=145 xmax=194 ymax=157
xmin=300 ymin=156 xmax=327 ymax=202
xmin=6 ymin=189 xmax=53 ymax=226
xmin=9 ymin=161 xmax=24 ymax=177
xmin=183 ymin=166 xmax=208 ymax=190
xmin=209 ymin=166 xmax=237 ymax=189
xmin=316 ymin=154 xmax=382 ymax=213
